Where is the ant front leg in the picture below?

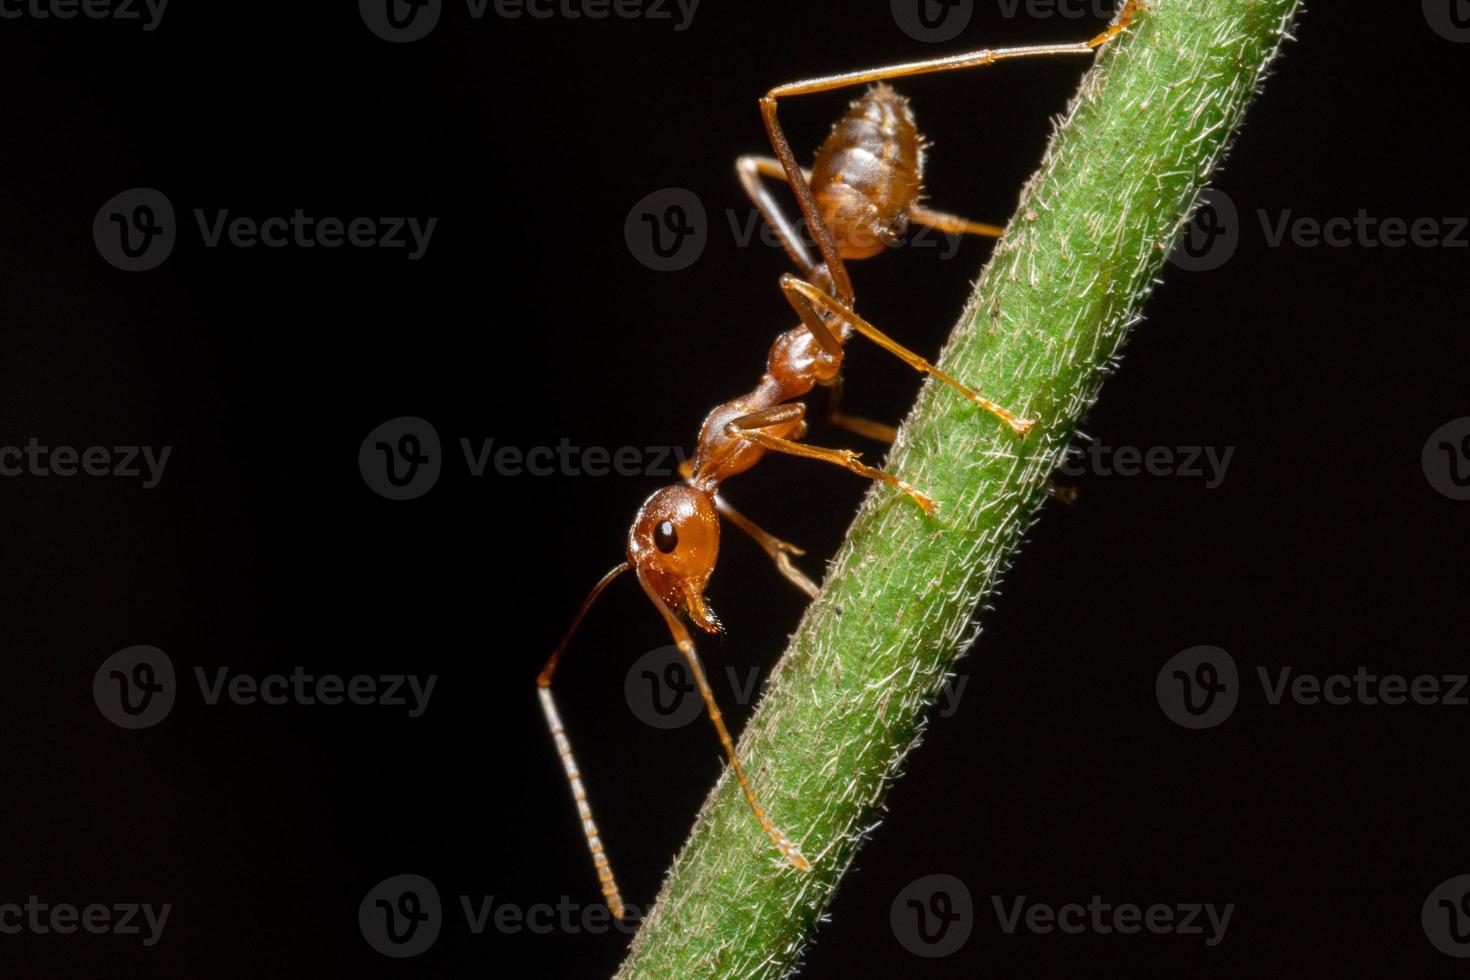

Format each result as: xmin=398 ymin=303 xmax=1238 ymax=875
xmin=727 ymin=404 xmax=939 ymax=517
xmin=679 ymin=458 xmax=820 ymax=598
xmin=716 ymin=496 xmax=821 ymax=599
xmin=634 ymin=567 xmax=811 ymax=872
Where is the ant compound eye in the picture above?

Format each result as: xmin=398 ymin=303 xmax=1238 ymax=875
xmin=654 ymin=520 xmax=679 ymax=554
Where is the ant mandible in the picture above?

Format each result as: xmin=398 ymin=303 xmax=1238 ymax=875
xmin=539 ymin=2 xmax=1144 ymax=919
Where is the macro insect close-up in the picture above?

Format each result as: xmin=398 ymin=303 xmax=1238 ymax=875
xmin=6 ymin=1 xmax=1468 ymax=977
xmin=538 ymin=4 xmax=1142 ymax=920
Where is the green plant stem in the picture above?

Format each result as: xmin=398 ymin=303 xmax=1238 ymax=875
xmin=617 ymin=1 xmax=1300 ymax=975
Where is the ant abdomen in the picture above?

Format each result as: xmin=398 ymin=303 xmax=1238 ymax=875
xmin=810 ymin=83 xmax=926 ymax=261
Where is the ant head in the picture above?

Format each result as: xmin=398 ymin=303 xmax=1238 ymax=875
xmin=627 ymin=485 xmax=722 ymax=633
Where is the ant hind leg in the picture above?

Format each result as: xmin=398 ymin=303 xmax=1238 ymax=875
xmin=781 ymin=275 xmax=1034 ymax=437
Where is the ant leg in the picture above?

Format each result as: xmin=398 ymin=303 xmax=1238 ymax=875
xmin=742 ymin=155 xmax=1004 ymax=264
xmin=759 ymin=101 xmax=854 ymax=307
xmin=778 ymin=269 xmax=845 ymax=359
xmin=1046 ymin=480 xmax=1079 ymax=505
xmin=718 ymin=496 xmax=821 ymax=599
xmin=824 ymin=376 xmax=899 ymax=445
xmin=537 ymin=562 xmax=632 ymax=919
xmin=634 ymin=567 xmax=811 ymax=872
xmin=910 ymin=204 xmax=1005 ymax=240
xmin=767 ymin=1 xmax=1143 ymax=99
xmin=728 ymin=404 xmax=939 ymax=517
xmin=759 ymin=1 xmax=1145 ymax=302
xmin=737 ymin=156 xmax=820 ymax=278
xmin=679 ymin=459 xmax=819 ymax=598
xmin=781 ymin=274 xmax=1034 ymax=437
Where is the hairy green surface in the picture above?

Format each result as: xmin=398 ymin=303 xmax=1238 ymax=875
xmin=618 ymin=2 xmax=1300 ymax=976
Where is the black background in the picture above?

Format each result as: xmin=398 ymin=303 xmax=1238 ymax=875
xmin=3 ymin=1 xmax=1467 ymax=976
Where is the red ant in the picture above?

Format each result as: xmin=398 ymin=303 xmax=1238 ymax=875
xmin=539 ymin=2 xmax=1144 ymax=918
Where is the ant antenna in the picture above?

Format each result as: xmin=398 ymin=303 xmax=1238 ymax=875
xmin=537 ymin=561 xmax=632 ymax=918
